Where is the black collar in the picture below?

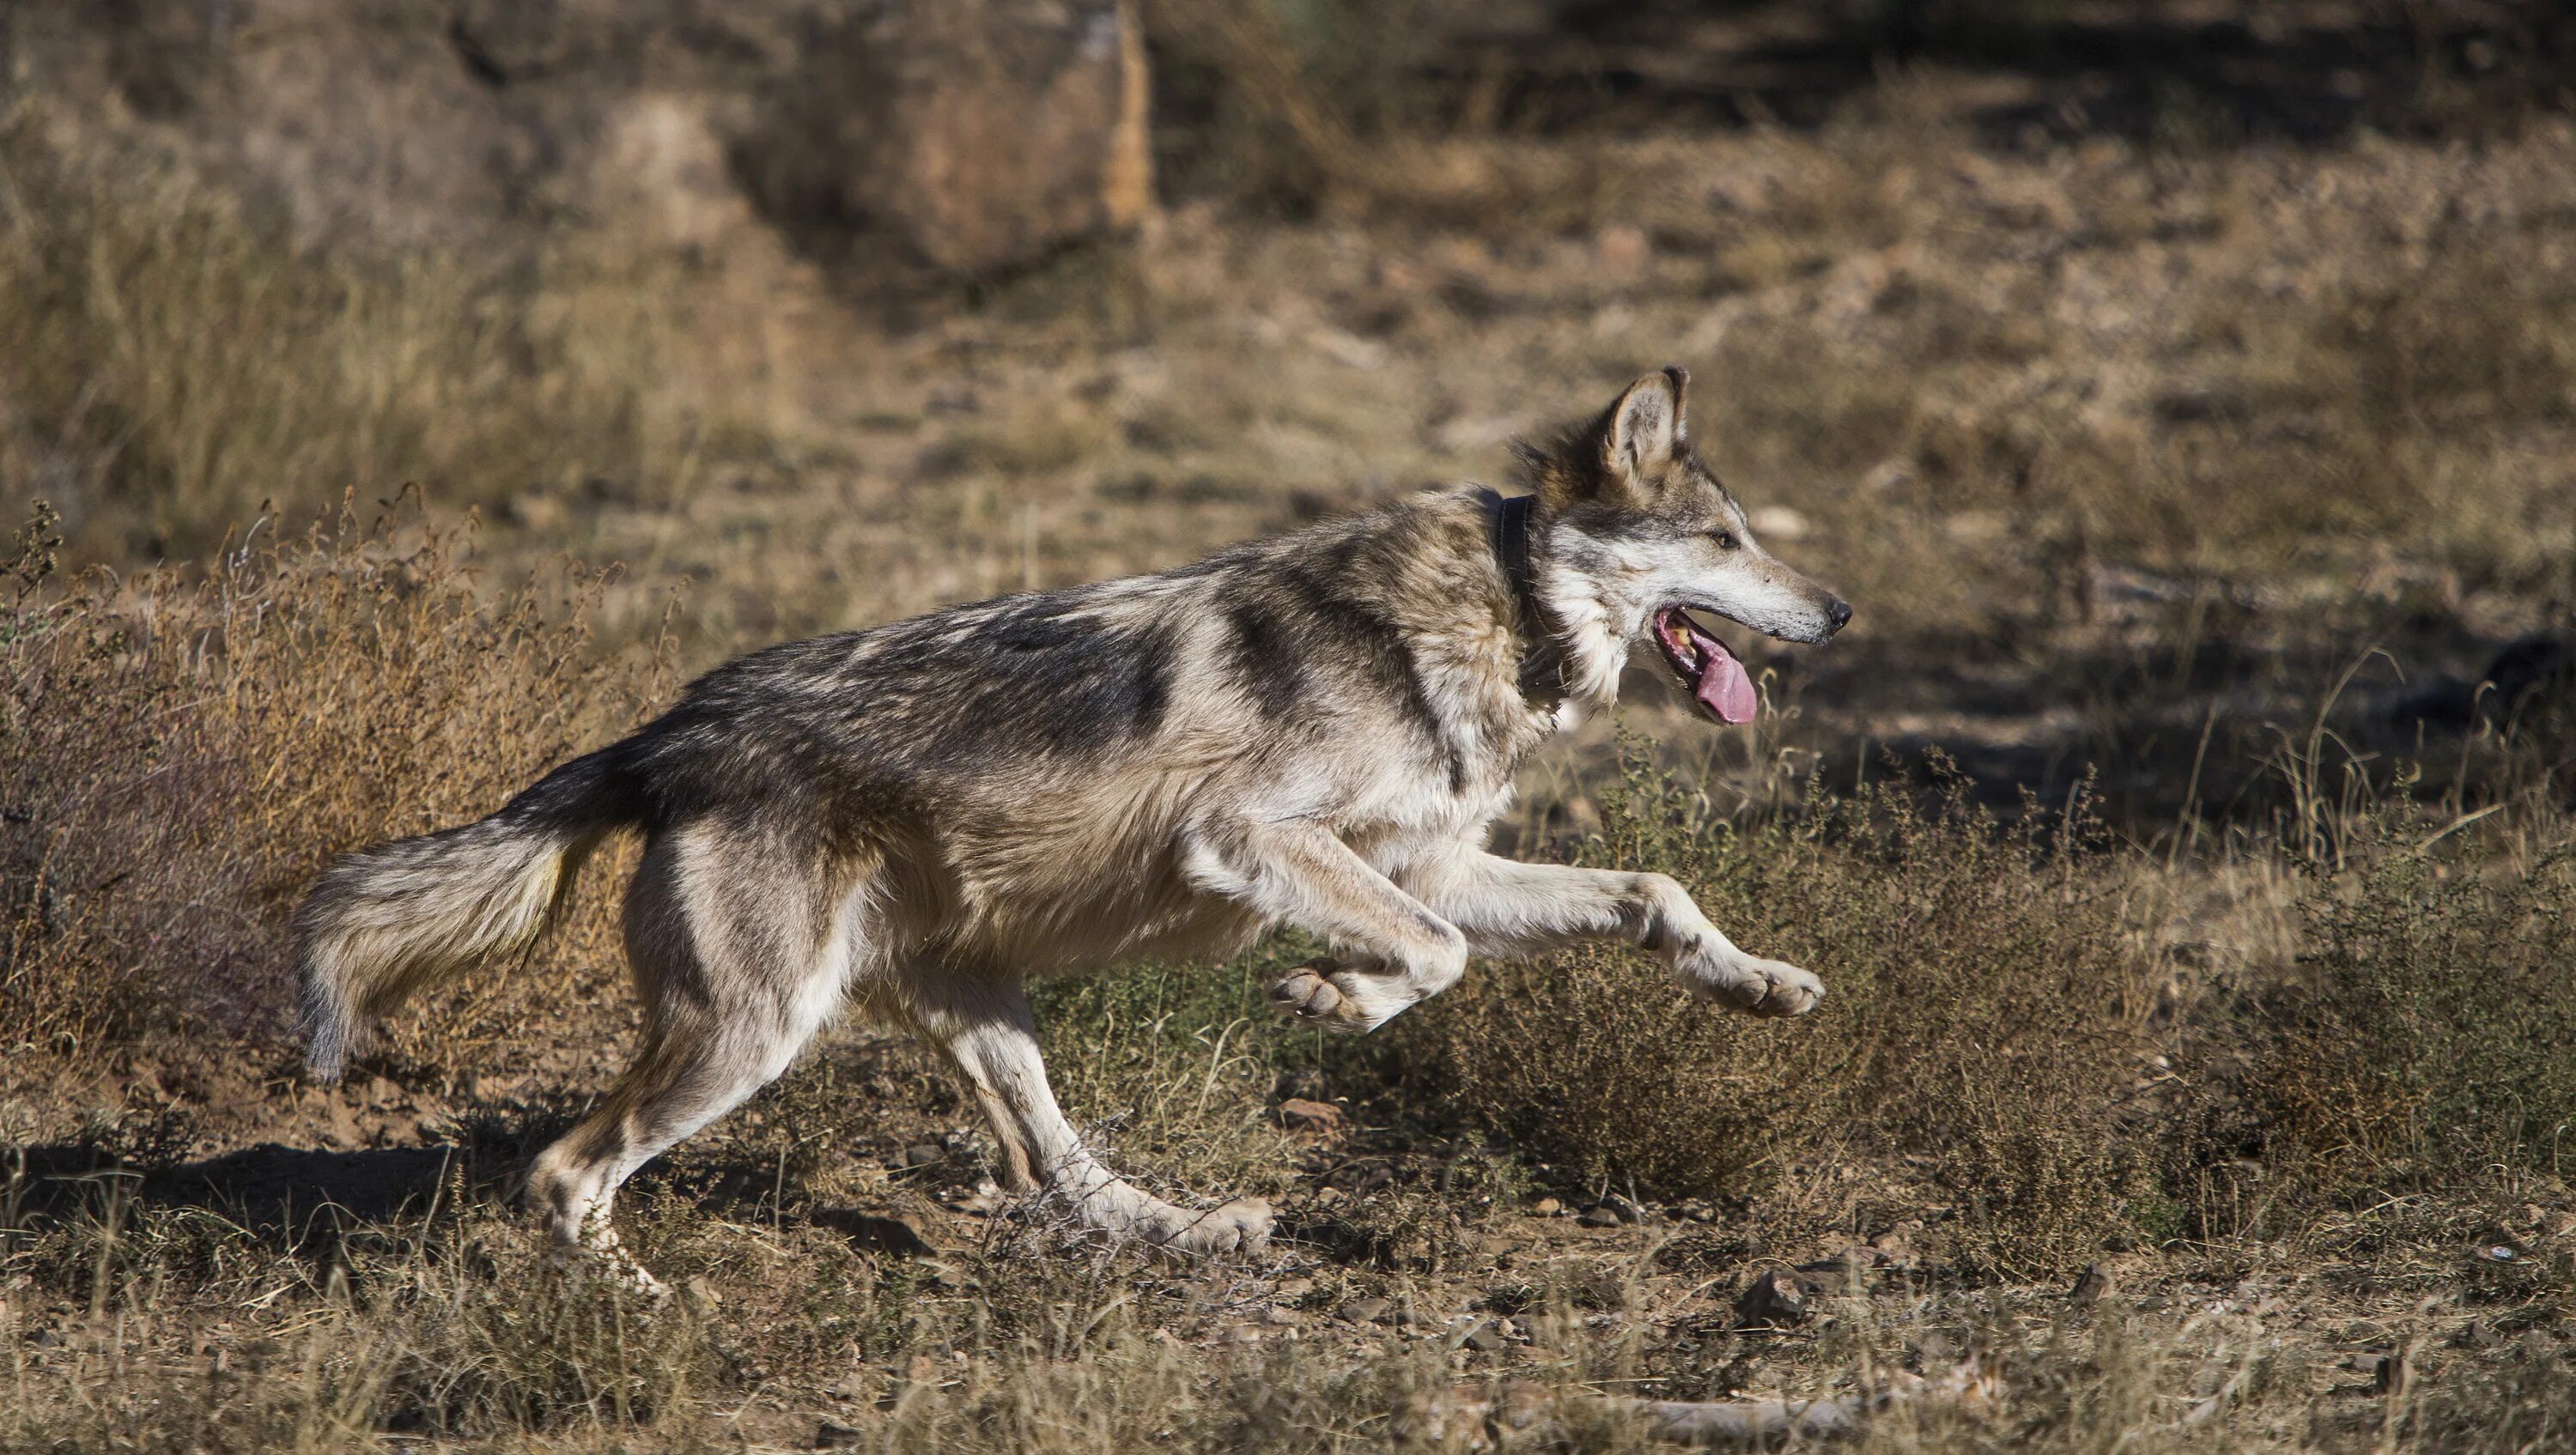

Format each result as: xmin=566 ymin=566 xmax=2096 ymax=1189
xmin=1479 ymin=488 xmax=1563 ymax=703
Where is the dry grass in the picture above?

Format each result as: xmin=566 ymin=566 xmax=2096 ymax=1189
xmin=1 ymin=517 xmax=2572 ymax=1450
xmin=0 ymin=497 xmax=669 ymax=1076
xmin=9 ymin=3 xmax=2576 ymax=1448
xmin=0 ymin=100 xmax=793 ymax=561
xmin=1422 ymin=749 xmax=2159 ymax=1279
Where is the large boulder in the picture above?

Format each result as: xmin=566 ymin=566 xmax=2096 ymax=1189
xmin=9 ymin=0 xmax=1153 ymax=277
xmin=742 ymin=0 xmax=1152 ymax=276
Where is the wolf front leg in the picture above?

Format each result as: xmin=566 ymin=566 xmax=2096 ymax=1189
xmin=1181 ymin=816 xmax=1470 ymax=1033
xmin=1399 ymin=848 xmax=1823 ymax=1016
xmin=912 ymin=976 xmax=1271 ymax=1254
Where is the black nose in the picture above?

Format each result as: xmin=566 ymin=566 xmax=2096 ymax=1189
xmin=1827 ymin=599 xmax=1852 ymax=634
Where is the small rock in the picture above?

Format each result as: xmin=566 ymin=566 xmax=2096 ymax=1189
xmin=1792 ymin=1259 xmax=1853 ymax=1294
xmin=505 ymin=492 xmax=567 ymax=531
xmin=1748 ymin=505 xmax=1810 ymax=543
xmin=1530 ymin=1197 xmax=1563 ymax=1217
xmin=813 ymin=1416 xmax=863 ymax=1448
xmin=1456 ymin=1319 xmax=1507 ymax=1354
xmin=1277 ymin=1098 xmax=1346 ymax=1137
xmin=813 ymin=1208 xmax=934 ymax=1258
xmin=902 ymin=1143 xmax=945 ymax=1168
xmin=1601 ymin=1193 xmax=1645 ymax=1223
xmin=2455 ymin=1319 xmax=2497 ymax=1349
xmin=2476 ymin=1237 xmax=2522 ymax=1264
xmin=1577 ymin=1206 xmax=1624 ymax=1228
xmin=1338 ymin=1297 xmax=1394 ymax=1326
xmin=1734 ymin=1268 xmax=1811 ymax=1328
xmin=1595 ymin=223 xmax=1649 ymax=277
xmin=2373 ymin=1354 xmax=2407 ymax=1395
xmin=2070 ymin=1263 xmax=2113 ymax=1306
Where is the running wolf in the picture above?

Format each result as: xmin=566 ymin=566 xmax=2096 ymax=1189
xmin=296 ymin=367 xmax=1850 ymax=1268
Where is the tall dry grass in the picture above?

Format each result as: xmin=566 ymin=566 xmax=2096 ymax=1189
xmin=0 ymin=101 xmax=763 ymax=559
xmin=0 ymin=497 xmax=669 ymax=1081
xmin=1414 ymin=744 xmax=2160 ymax=1277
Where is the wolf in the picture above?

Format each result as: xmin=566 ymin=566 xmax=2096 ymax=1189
xmin=296 ymin=367 xmax=1849 ymax=1270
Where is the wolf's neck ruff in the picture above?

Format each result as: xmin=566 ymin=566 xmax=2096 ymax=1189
xmin=1479 ymin=488 xmax=1564 ymax=705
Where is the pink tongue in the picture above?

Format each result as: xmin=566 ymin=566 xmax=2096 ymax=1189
xmin=1692 ymin=634 xmax=1759 ymax=724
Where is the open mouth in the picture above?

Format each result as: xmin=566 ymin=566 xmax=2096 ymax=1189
xmin=1653 ymin=606 xmax=1759 ymax=724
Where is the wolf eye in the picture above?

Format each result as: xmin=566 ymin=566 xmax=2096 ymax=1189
xmin=1710 ymin=530 xmax=1740 ymax=551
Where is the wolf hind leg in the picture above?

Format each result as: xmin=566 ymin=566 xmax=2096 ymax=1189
xmin=913 ymin=973 xmax=1270 ymax=1256
xmin=526 ymin=828 xmax=851 ymax=1277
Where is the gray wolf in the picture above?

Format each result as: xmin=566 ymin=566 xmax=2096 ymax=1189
xmin=295 ymin=367 xmax=1850 ymax=1270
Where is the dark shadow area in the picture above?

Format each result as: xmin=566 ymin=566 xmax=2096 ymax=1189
xmin=1777 ymin=626 xmax=2576 ymax=834
xmin=4 ymin=1098 xmax=937 ymax=1262
xmin=1155 ymin=0 xmax=2575 ymax=173
xmin=1524 ymin=0 xmax=2572 ymax=144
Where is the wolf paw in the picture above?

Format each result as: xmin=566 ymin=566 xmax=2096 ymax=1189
xmin=549 ymin=1240 xmax=670 ymax=1297
xmin=1149 ymin=1197 xmax=1274 ymax=1257
xmin=1700 ymin=948 xmax=1824 ymax=1015
xmin=1267 ymin=959 xmax=1400 ymax=1034
xmin=1680 ymin=947 xmax=1825 ymax=1017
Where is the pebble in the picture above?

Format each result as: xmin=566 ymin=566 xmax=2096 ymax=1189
xmin=1734 ymin=1268 xmax=1811 ymax=1328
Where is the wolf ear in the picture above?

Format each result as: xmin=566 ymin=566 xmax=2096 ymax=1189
xmin=1601 ymin=366 xmax=1688 ymax=488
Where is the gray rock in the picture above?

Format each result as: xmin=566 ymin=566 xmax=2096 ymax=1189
xmin=1734 ymin=1267 xmax=1811 ymax=1328
xmin=741 ymin=0 xmax=1152 ymax=276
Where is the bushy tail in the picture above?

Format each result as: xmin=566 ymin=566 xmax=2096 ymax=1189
xmin=296 ymin=745 xmax=643 ymax=1082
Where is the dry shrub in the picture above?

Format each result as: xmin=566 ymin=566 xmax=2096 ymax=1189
xmin=1421 ymin=747 xmax=2157 ymax=1276
xmin=0 ymin=499 xmax=668 ymax=1080
xmin=0 ymin=102 xmax=750 ymax=555
xmin=2223 ymin=821 xmax=2576 ymax=1190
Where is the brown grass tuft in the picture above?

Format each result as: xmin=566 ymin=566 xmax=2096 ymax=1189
xmin=0 ymin=497 xmax=668 ymax=1080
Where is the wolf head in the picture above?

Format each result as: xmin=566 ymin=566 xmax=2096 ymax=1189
xmin=1519 ymin=367 xmax=1850 ymax=721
